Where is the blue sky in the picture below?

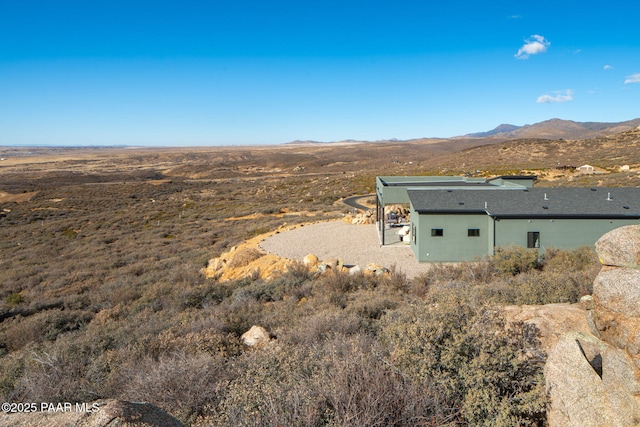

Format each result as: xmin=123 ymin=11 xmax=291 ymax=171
xmin=1 ymin=0 xmax=638 ymax=146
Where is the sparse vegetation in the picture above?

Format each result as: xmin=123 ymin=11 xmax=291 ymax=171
xmin=0 ymin=132 xmax=636 ymax=425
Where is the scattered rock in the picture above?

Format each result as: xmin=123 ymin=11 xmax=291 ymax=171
xmin=241 ymin=325 xmax=271 ymax=348
xmin=202 ymin=222 xmax=392 ymax=282
xmin=344 ymin=210 xmax=374 ymax=225
xmin=303 ymin=253 xmax=319 ymax=267
xmin=348 ymin=265 xmax=362 ymax=275
xmin=324 ymin=258 xmax=344 ymax=271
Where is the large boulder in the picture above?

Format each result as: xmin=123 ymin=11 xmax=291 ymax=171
xmin=592 ymin=267 xmax=640 ymax=356
xmin=595 ymin=225 xmax=640 ymax=269
xmin=545 ymin=332 xmax=610 ymax=427
xmin=546 ymin=225 xmax=640 ymax=427
xmin=504 ymin=303 xmax=591 ymax=353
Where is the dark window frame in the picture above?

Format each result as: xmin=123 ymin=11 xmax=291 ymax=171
xmin=468 ymin=228 xmax=480 ymax=237
xmin=431 ymin=228 xmax=444 ymax=237
xmin=527 ymin=231 xmax=540 ymax=248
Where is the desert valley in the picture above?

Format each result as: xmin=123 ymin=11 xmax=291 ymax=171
xmin=1 ymin=118 xmax=640 ymax=426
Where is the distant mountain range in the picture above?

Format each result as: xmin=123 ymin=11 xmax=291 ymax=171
xmin=463 ymin=118 xmax=640 ymax=140
xmin=286 ymin=118 xmax=640 ymax=145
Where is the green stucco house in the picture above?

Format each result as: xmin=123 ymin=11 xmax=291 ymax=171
xmin=376 ymin=176 xmax=640 ymax=262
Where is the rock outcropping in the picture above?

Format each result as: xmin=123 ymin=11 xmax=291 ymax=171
xmin=0 ymin=399 xmax=183 ymax=427
xmin=546 ymin=225 xmax=640 ymax=426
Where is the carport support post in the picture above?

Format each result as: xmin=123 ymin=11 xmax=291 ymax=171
xmin=378 ymin=196 xmax=385 ymax=246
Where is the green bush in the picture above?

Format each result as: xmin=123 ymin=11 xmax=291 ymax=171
xmin=380 ymin=297 xmax=547 ymax=426
xmin=490 ymin=245 xmax=543 ymax=276
xmin=5 ymin=292 xmax=23 ymax=307
xmin=212 ymin=334 xmax=445 ymax=427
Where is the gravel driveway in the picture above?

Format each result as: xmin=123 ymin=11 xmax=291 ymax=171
xmin=259 ymin=220 xmax=433 ymax=279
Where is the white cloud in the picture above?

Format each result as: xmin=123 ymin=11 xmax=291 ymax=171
xmin=537 ymin=89 xmax=574 ymax=103
xmin=515 ymin=34 xmax=550 ymax=59
xmin=604 ymin=65 xmax=613 ymax=70
xmin=624 ymin=73 xmax=640 ymax=84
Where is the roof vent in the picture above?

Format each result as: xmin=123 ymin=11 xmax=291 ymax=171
xmin=458 ymin=202 xmax=464 ymax=205
xmin=543 ymin=206 xmax=549 ymax=209
xmin=607 ymin=192 xmax=613 ymax=201
xmin=544 ymin=193 xmax=549 ymax=201
xmin=591 ymin=188 xmax=597 ymax=191
xmin=623 ymin=205 xmax=630 ymax=209
xmin=484 ymin=201 xmax=488 ymax=209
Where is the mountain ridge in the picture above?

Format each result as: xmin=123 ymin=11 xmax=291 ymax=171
xmin=463 ymin=118 xmax=640 ymax=140
xmin=286 ymin=118 xmax=640 ymax=145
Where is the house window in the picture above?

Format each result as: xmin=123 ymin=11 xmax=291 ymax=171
xmin=527 ymin=231 xmax=540 ymax=248
xmin=468 ymin=228 xmax=480 ymax=237
xmin=431 ymin=228 xmax=444 ymax=237
xmin=412 ymin=224 xmax=417 ymax=244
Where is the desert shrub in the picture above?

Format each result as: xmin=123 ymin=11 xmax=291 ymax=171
xmin=380 ymin=297 xmax=546 ymax=426
xmin=213 ymin=334 xmax=445 ymax=427
xmin=227 ymin=248 xmax=263 ymax=269
xmin=0 ymin=354 xmax=24 ymax=401
xmin=150 ymin=329 xmax=242 ymax=359
xmin=3 ymin=309 xmax=93 ymax=352
xmin=280 ymin=311 xmax=364 ymax=345
xmin=313 ymin=334 xmax=445 ymax=427
xmin=490 ymin=245 xmax=543 ymax=275
xmin=214 ymin=344 xmax=325 ymax=427
xmin=460 ymin=259 xmax=498 ymax=284
xmin=380 ymin=265 xmax=412 ymax=292
xmin=316 ymin=269 xmax=379 ymax=296
xmin=343 ymin=288 xmax=402 ymax=334
xmin=229 ymin=265 xmax=313 ymax=304
xmin=209 ymin=297 xmax=265 ymax=336
xmin=230 ymin=279 xmax=275 ymax=302
xmin=5 ymin=292 xmax=23 ymax=307
xmin=170 ymin=262 xmax=207 ymax=288
xmin=543 ymin=246 xmax=598 ymax=273
xmin=121 ymin=352 xmax=228 ymax=423
xmin=268 ymin=261 xmax=314 ymax=300
xmin=506 ymin=269 xmax=591 ymax=305
xmin=16 ymin=335 xmax=106 ymax=403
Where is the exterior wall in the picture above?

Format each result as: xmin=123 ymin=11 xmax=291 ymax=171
xmin=411 ymin=213 xmax=493 ymax=262
xmin=376 ymin=176 xmax=494 ymax=206
xmin=493 ymin=218 xmax=640 ymax=250
xmin=376 ymin=185 xmax=411 ymax=205
xmin=411 ymin=214 xmax=640 ymax=262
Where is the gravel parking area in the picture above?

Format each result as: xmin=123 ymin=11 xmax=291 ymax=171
xmin=259 ymin=220 xmax=433 ymax=279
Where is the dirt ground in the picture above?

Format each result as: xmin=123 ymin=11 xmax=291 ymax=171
xmin=259 ymin=220 xmax=432 ymax=278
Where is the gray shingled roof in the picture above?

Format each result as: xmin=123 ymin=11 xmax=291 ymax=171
xmin=380 ymin=179 xmax=493 ymax=187
xmin=408 ymin=187 xmax=640 ymax=219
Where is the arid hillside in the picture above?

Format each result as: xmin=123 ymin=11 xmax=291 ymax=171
xmin=0 ymin=127 xmax=639 ymax=426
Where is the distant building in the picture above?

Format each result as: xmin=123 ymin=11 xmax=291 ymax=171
xmin=376 ymin=175 xmax=640 ymax=262
xmin=577 ymin=164 xmax=596 ymax=174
